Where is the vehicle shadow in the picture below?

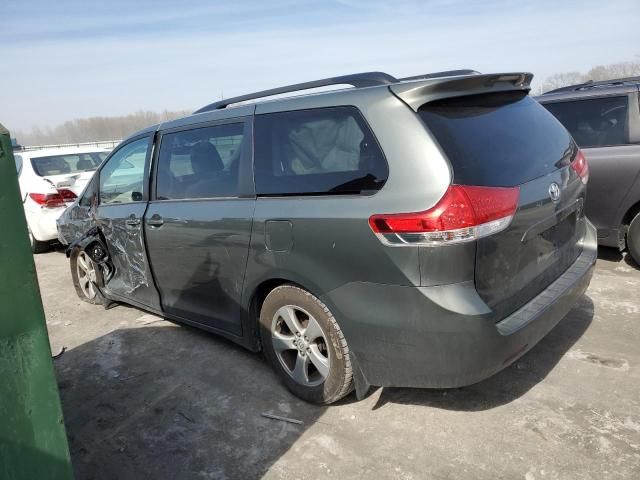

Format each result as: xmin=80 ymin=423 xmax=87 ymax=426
xmin=597 ymin=245 xmax=639 ymax=269
xmin=369 ymin=295 xmax=594 ymax=412
xmin=50 ymin=242 xmax=68 ymax=254
xmin=54 ymin=295 xmax=595 ymax=478
xmin=55 ymin=322 xmax=329 ymax=480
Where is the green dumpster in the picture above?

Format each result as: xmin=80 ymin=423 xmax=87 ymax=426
xmin=0 ymin=123 xmax=73 ymax=479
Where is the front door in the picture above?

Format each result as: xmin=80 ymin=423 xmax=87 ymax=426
xmin=144 ymin=118 xmax=254 ymax=335
xmin=96 ymin=135 xmax=161 ymax=310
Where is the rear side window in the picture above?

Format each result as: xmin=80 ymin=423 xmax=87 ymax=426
xmin=542 ymin=96 xmax=629 ymax=148
xmin=99 ymin=138 xmax=149 ymax=204
xmin=30 ymin=152 xmax=105 ymax=176
xmin=156 ymin=123 xmax=244 ymax=200
xmin=419 ymin=92 xmax=574 ymax=187
xmin=254 ymin=106 xmax=388 ymax=196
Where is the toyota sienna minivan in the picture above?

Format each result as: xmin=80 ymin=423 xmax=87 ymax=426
xmin=58 ymin=70 xmax=597 ymax=404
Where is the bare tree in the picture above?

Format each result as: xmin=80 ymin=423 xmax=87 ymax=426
xmin=14 ymin=109 xmax=191 ymax=146
xmin=537 ymin=71 xmax=585 ymax=94
xmin=586 ymin=61 xmax=640 ymax=81
xmin=538 ymin=59 xmax=640 ymax=94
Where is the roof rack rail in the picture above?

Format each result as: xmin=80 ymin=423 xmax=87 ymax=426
xmin=544 ymin=75 xmax=640 ymax=94
xmin=194 ymin=71 xmax=398 ymax=113
xmin=398 ymin=69 xmax=480 ymax=81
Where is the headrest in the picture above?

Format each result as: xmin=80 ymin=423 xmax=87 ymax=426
xmin=190 ymin=141 xmax=223 ymax=174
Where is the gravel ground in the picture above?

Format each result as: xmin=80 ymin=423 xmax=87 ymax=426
xmin=36 ymin=247 xmax=640 ymax=480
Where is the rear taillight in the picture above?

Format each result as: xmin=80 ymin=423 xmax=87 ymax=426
xmin=369 ymin=184 xmax=520 ymax=246
xmin=29 ymin=192 xmax=66 ymax=208
xmin=58 ymin=188 xmax=77 ymax=201
xmin=571 ymin=149 xmax=589 ymax=185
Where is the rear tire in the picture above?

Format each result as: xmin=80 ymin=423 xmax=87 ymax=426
xmin=30 ymin=232 xmax=50 ymax=254
xmin=259 ymin=285 xmax=353 ymax=404
xmin=70 ymin=248 xmax=106 ymax=305
xmin=627 ymin=212 xmax=640 ymax=266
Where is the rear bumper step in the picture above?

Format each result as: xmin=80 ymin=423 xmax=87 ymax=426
xmin=497 ymin=230 xmax=597 ymax=336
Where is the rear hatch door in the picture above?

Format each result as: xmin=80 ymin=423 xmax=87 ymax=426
xmin=415 ymin=88 xmax=587 ymax=318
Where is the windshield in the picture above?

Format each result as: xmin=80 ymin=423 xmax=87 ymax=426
xmin=30 ymin=151 xmax=109 ymax=176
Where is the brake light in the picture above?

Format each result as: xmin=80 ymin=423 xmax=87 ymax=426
xmin=571 ymin=149 xmax=589 ymax=185
xmin=29 ymin=192 xmax=66 ymax=208
xmin=58 ymin=188 xmax=77 ymax=201
xmin=369 ymin=184 xmax=520 ymax=246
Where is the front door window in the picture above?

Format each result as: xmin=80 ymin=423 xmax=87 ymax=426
xmin=100 ymin=138 xmax=149 ymax=204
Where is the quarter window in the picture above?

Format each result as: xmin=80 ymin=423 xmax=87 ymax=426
xmin=156 ymin=123 xmax=244 ymax=200
xmin=254 ymin=107 xmax=388 ymax=196
xmin=542 ymin=96 xmax=629 ymax=148
xmin=99 ymin=137 xmax=149 ymax=204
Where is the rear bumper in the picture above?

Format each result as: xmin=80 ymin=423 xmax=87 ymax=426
xmin=323 ymin=220 xmax=597 ymax=389
xmin=24 ymin=205 xmax=66 ymax=242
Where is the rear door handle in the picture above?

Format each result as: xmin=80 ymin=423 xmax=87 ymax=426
xmin=147 ymin=215 xmax=164 ymax=227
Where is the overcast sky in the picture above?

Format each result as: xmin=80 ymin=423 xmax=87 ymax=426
xmin=1 ymin=0 xmax=639 ymax=131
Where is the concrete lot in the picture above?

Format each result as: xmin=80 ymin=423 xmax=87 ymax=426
xmin=36 ymin=248 xmax=640 ymax=480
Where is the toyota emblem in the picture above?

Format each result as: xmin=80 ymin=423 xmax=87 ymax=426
xmin=548 ymin=182 xmax=561 ymax=202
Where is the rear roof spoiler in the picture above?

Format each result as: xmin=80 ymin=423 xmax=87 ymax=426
xmin=389 ymin=72 xmax=533 ymax=112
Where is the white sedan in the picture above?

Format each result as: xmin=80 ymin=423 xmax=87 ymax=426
xmin=14 ymin=146 xmax=110 ymax=252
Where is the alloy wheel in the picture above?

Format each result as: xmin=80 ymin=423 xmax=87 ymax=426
xmin=271 ymin=305 xmax=330 ymax=387
xmin=76 ymin=251 xmax=97 ymax=300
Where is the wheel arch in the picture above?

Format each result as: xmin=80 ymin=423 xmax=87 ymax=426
xmin=243 ymin=275 xmax=368 ymax=400
xmin=622 ymin=199 xmax=640 ymax=227
xmin=244 ymin=276 xmax=327 ymax=351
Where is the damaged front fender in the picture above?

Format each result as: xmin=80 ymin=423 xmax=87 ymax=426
xmin=60 ymin=192 xmax=150 ymax=294
xmin=66 ymin=226 xmax=114 ymax=288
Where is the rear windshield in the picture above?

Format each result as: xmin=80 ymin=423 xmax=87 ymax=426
xmin=418 ymin=91 xmax=574 ymax=187
xmin=30 ymin=152 xmax=108 ymax=177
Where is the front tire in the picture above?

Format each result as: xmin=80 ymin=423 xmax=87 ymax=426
xmin=259 ymin=285 xmax=353 ymax=404
xmin=627 ymin=212 xmax=640 ymax=266
xmin=70 ymin=248 xmax=106 ymax=305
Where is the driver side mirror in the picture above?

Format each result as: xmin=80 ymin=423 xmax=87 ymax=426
xmin=131 ymin=191 xmax=143 ymax=202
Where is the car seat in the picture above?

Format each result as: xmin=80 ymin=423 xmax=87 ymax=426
xmin=184 ymin=142 xmax=226 ymax=198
